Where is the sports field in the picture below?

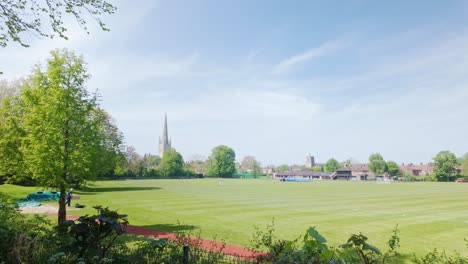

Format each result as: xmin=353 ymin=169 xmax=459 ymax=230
xmin=2 ymin=179 xmax=468 ymax=257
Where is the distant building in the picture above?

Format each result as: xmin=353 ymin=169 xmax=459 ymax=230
xmin=158 ymin=113 xmax=172 ymax=157
xmin=305 ymin=154 xmax=315 ymax=168
xmin=349 ymin=163 xmax=374 ymax=179
xmin=262 ymin=166 xmax=275 ymax=175
xmin=274 ymin=169 xmax=331 ymax=180
xmin=399 ymin=163 xmax=433 ymax=176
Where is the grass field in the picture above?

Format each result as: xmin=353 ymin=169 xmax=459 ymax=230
xmin=2 ymin=179 xmax=468 ymax=258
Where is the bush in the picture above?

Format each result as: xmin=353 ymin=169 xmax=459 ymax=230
xmin=0 ymin=200 xmax=54 ymax=263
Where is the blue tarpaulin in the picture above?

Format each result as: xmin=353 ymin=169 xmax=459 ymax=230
xmin=26 ymin=191 xmax=60 ymax=201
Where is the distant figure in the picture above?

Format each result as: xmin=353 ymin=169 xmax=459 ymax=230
xmin=66 ymin=188 xmax=73 ymax=207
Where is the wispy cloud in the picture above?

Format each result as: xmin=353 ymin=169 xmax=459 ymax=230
xmin=272 ymin=39 xmax=347 ymax=75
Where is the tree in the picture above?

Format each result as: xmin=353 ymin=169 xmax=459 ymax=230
xmin=368 ymin=153 xmax=387 ymax=176
xmin=340 ymin=158 xmax=358 ymax=168
xmin=0 ymin=0 xmax=116 ymax=47
xmin=0 ymin=49 xmax=123 ymax=224
xmin=276 ymin=164 xmax=289 ymax=172
xmin=311 ymin=165 xmax=322 ymax=172
xmin=240 ymin=155 xmax=262 ymax=177
xmin=460 ymin=153 xmax=468 ymax=177
xmin=324 ymin=158 xmax=340 ymax=172
xmin=386 ymin=161 xmax=401 ymax=177
xmin=160 ymin=148 xmax=184 ymax=177
xmin=433 ymin=150 xmax=460 ymax=182
xmin=206 ymin=145 xmax=236 ymax=177
xmin=0 ymin=79 xmax=24 ymax=103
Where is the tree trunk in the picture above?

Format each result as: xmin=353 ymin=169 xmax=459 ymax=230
xmin=58 ymin=185 xmax=66 ymax=224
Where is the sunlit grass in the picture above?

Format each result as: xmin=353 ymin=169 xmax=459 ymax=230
xmin=2 ymin=179 xmax=467 ymax=258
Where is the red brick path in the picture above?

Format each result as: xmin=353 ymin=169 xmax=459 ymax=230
xmin=58 ymin=213 xmax=264 ymax=261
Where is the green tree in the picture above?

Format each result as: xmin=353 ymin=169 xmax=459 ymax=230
xmin=206 ymin=145 xmax=236 ymax=177
xmin=460 ymin=153 xmax=468 ymax=177
xmin=276 ymin=164 xmax=289 ymax=172
xmin=433 ymin=150 xmax=460 ymax=182
xmin=324 ymin=158 xmax=340 ymax=172
xmin=0 ymin=0 xmax=116 ymax=47
xmin=0 ymin=79 xmax=23 ymax=103
xmin=368 ymin=153 xmax=387 ymax=176
xmin=0 ymin=49 xmax=123 ymax=224
xmin=386 ymin=161 xmax=401 ymax=177
xmin=160 ymin=148 xmax=184 ymax=177
xmin=240 ymin=155 xmax=262 ymax=177
xmin=311 ymin=165 xmax=322 ymax=172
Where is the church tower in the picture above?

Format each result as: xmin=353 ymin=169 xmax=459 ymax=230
xmin=305 ymin=154 xmax=315 ymax=168
xmin=159 ymin=113 xmax=171 ymax=157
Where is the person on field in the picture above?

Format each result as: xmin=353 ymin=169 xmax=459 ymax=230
xmin=66 ymin=188 xmax=73 ymax=207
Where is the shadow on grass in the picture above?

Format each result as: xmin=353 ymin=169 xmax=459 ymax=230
xmin=114 ymin=224 xmax=198 ymax=244
xmin=142 ymin=223 xmax=198 ymax=233
xmin=78 ymin=186 xmax=162 ymax=194
xmin=393 ymin=252 xmax=414 ymax=263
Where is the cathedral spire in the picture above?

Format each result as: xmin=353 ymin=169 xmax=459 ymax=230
xmin=162 ymin=113 xmax=169 ymax=145
xmin=159 ymin=113 xmax=171 ymax=157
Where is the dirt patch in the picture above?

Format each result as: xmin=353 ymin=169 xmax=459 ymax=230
xmin=19 ymin=205 xmax=58 ymax=214
xmin=19 ymin=205 xmax=81 ymax=214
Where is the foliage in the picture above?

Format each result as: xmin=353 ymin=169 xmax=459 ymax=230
xmin=0 ymin=0 xmax=116 ymax=48
xmin=277 ymin=164 xmax=290 ymax=172
xmin=60 ymin=205 xmax=128 ymax=259
xmin=160 ymin=148 xmax=184 ymax=177
xmin=0 ymin=79 xmax=24 ymax=104
xmin=0 ymin=49 xmax=123 ymax=223
xmin=0 ymin=200 xmax=53 ymax=263
xmin=433 ymin=150 xmax=460 ymax=182
xmin=240 ymin=155 xmax=262 ymax=178
xmin=324 ymin=158 xmax=340 ymax=172
xmin=386 ymin=161 xmax=400 ymax=177
xmin=340 ymin=233 xmax=382 ymax=264
xmin=460 ymin=153 xmax=468 ymax=177
xmin=412 ymin=248 xmax=468 ymax=264
xmin=185 ymin=159 xmax=208 ymax=175
xmin=206 ymin=145 xmax=237 ymax=177
xmin=369 ymin=153 xmax=387 ymax=176
xmin=252 ymin=222 xmax=400 ymax=264
xmin=312 ymin=165 xmax=323 ymax=172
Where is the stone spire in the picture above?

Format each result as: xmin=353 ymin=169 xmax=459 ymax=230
xmin=159 ymin=113 xmax=171 ymax=157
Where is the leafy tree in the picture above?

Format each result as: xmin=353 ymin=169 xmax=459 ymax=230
xmin=340 ymin=158 xmax=358 ymax=168
xmin=160 ymin=148 xmax=184 ymax=177
xmin=0 ymin=49 xmax=123 ymax=224
xmin=386 ymin=161 xmax=401 ymax=177
xmin=276 ymin=164 xmax=289 ymax=172
xmin=144 ymin=154 xmax=161 ymax=169
xmin=206 ymin=145 xmax=236 ymax=177
xmin=368 ymin=153 xmax=387 ymax=176
xmin=185 ymin=159 xmax=208 ymax=175
xmin=251 ymin=159 xmax=262 ymax=178
xmin=460 ymin=153 xmax=468 ymax=177
xmin=240 ymin=155 xmax=262 ymax=177
xmin=0 ymin=79 xmax=24 ymax=103
xmin=324 ymin=158 xmax=340 ymax=172
xmin=433 ymin=150 xmax=460 ymax=182
xmin=0 ymin=0 xmax=116 ymax=48
xmin=311 ymin=165 xmax=322 ymax=172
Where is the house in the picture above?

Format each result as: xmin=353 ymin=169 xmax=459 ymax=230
xmin=349 ymin=163 xmax=374 ymax=180
xmin=399 ymin=163 xmax=433 ymax=176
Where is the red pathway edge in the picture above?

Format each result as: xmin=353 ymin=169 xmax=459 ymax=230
xmin=55 ymin=213 xmax=265 ymax=261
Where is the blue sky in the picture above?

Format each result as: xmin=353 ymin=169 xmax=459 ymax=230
xmin=1 ymin=0 xmax=468 ymax=165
